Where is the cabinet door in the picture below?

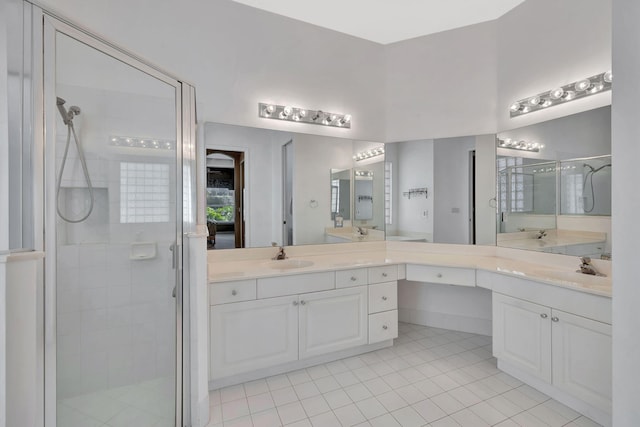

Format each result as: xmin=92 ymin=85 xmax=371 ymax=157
xmin=552 ymin=310 xmax=612 ymax=414
xmin=492 ymin=293 xmax=552 ymax=382
xmin=299 ymin=287 xmax=368 ymax=359
xmin=210 ymin=296 xmax=298 ymax=380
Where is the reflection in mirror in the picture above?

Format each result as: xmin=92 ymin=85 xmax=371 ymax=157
xmin=384 ymin=135 xmax=496 ymax=244
xmin=496 ymin=106 xmax=611 ymax=258
xmin=330 ymin=169 xmax=350 ymax=221
xmin=203 ymin=122 xmax=386 ymax=249
xmin=354 ymin=171 xmax=374 ymax=220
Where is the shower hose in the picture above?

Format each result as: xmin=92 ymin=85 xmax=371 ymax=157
xmin=56 ymin=120 xmax=95 ymax=223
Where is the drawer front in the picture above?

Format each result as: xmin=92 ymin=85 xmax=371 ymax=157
xmin=368 ymin=310 xmax=398 ymax=344
xmin=368 ymin=282 xmax=398 ymax=314
xmin=209 ymin=279 xmax=257 ymax=305
xmin=336 ymin=268 xmax=368 ymax=288
xmin=257 ymin=271 xmax=335 ymax=299
xmin=368 ymin=265 xmax=398 ymax=284
xmin=405 ymin=264 xmax=476 ymax=287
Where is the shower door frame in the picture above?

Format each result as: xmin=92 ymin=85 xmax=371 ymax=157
xmin=36 ymin=8 xmax=194 ymax=427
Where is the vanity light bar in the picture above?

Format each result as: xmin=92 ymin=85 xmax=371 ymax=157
xmin=354 ymin=170 xmax=374 ymax=177
xmin=498 ymin=138 xmax=544 ymax=152
xmin=509 ymin=70 xmax=612 ymax=118
xmin=109 ymin=135 xmax=175 ymax=150
xmin=258 ymin=103 xmax=351 ymax=128
xmin=353 ymin=147 xmax=385 ymax=161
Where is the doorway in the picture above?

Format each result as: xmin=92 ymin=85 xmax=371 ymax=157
xmin=206 ymin=149 xmax=245 ymax=249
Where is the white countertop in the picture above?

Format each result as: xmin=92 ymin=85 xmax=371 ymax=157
xmin=208 ymin=242 xmax=611 ymax=298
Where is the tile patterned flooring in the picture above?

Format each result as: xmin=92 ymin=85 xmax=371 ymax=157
xmin=207 ymin=323 xmax=602 ymax=427
xmin=57 ymin=377 xmax=174 ymax=427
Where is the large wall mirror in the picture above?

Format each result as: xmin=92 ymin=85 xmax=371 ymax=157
xmin=204 ymin=122 xmax=385 ymax=249
xmin=496 ymin=106 xmax=611 ymax=258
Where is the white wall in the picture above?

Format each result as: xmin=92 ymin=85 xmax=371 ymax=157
xmin=498 ymin=106 xmax=611 ymax=161
xmin=433 ymin=136 xmax=475 ymax=244
xmin=40 ymin=0 xmax=387 ymax=142
xmin=497 ymin=0 xmax=612 ymax=132
xmin=385 ymin=21 xmax=497 ymax=142
xmin=388 ymin=140 xmax=434 ymax=241
xmin=203 ymin=123 xmax=292 ymax=248
xmin=612 ymin=1 xmax=640 ymax=424
xmin=293 ymin=134 xmax=353 ymax=245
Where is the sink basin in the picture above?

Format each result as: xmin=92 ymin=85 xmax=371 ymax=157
xmin=265 ymin=259 xmax=314 ymax=270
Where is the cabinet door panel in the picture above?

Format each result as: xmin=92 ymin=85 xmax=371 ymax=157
xmin=552 ymin=309 xmax=612 ymax=413
xmin=299 ymin=287 xmax=368 ymax=359
xmin=210 ymin=296 xmax=298 ymax=380
xmin=493 ymin=293 xmax=552 ymax=382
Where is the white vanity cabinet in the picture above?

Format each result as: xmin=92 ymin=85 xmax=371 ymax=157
xmin=299 ymin=286 xmax=368 ymax=359
xmin=210 ymin=295 xmax=299 ymax=379
xmin=492 ymin=292 xmax=612 ymax=419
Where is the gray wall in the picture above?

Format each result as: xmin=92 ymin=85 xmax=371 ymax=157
xmin=612 ymin=0 xmax=640 ymax=424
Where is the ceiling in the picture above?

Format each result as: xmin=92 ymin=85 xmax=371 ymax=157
xmin=231 ymin=0 xmax=526 ymax=45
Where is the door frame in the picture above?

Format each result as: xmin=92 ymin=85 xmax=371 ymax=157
xmin=38 ymin=10 xmax=192 ymax=426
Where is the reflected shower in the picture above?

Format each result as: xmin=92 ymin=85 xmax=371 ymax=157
xmin=56 ymin=96 xmax=94 ymax=222
xmin=582 ymin=162 xmax=612 ymax=213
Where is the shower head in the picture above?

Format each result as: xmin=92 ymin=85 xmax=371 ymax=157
xmin=56 ymin=97 xmax=80 ymax=125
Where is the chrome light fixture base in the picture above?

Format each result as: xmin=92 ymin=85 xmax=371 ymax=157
xmin=509 ymin=71 xmax=612 ymax=118
xmin=497 ymin=138 xmax=544 ymax=152
xmin=259 ymin=103 xmax=351 ymax=128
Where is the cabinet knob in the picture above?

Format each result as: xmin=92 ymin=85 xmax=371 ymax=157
xmin=540 ymin=313 xmax=547 ymax=319
xmin=382 ymin=272 xmax=388 ymax=277
xmin=382 ymin=296 xmax=388 ymax=301
xmin=351 ymin=276 xmax=357 ymax=281
xmin=382 ymin=325 xmax=388 ymax=330
xmin=437 ymin=273 xmax=443 ymax=278
xmin=293 ymin=301 xmax=299 ymax=306
xmin=300 ymin=300 xmax=306 ymax=305
xmin=551 ymin=316 xmax=559 ymax=322
xmin=231 ymin=290 xmax=237 ymax=296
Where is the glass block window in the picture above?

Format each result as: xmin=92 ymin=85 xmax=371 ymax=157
xmin=384 ymin=161 xmax=393 ymax=225
xmin=120 ymin=162 xmax=170 ymax=223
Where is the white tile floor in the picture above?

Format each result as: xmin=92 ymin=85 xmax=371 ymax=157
xmin=207 ymin=323 xmax=602 ymax=427
xmin=57 ymin=377 xmax=174 ymax=427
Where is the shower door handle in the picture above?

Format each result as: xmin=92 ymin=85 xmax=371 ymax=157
xmin=170 ymin=242 xmax=176 ymax=269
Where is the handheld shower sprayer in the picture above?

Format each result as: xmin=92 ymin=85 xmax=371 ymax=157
xmin=56 ymin=97 xmax=81 ymax=125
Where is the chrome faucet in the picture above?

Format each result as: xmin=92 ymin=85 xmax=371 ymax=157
xmin=578 ymin=257 xmax=600 ymax=276
xmin=273 ymin=246 xmax=287 ymax=260
xmin=356 ymin=226 xmax=368 ymax=236
xmin=536 ymin=229 xmax=547 ymax=239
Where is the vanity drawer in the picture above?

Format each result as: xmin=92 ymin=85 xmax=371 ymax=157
xmin=368 ymin=282 xmax=397 ymax=314
xmin=406 ymin=264 xmax=476 ymax=287
xmin=368 ymin=265 xmax=398 ymax=284
xmin=209 ymin=279 xmax=257 ymax=305
xmin=336 ymin=268 xmax=368 ymax=288
xmin=257 ymin=272 xmax=335 ymax=299
xmin=368 ymin=310 xmax=398 ymax=344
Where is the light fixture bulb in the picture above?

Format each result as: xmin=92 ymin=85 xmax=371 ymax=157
xmin=549 ymin=88 xmax=564 ymax=100
xmin=264 ymin=104 xmax=275 ymax=116
xmin=529 ymin=96 xmax=541 ymax=106
xmin=298 ymin=109 xmax=307 ymax=118
xmin=604 ymin=70 xmax=613 ymax=83
xmin=282 ymin=106 xmax=292 ymax=117
xmin=562 ymin=90 xmax=576 ymax=101
xmin=589 ymin=82 xmax=605 ymax=93
xmin=542 ymin=99 xmax=553 ymax=107
xmin=575 ymin=79 xmax=591 ymax=91
xmin=509 ymin=102 xmax=522 ymax=113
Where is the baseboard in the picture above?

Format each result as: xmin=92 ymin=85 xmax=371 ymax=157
xmin=398 ymin=308 xmax=492 ymax=336
xmin=498 ymin=360 xmax=611 ymax=427
xmin=209 ymin=340 xmax=393 ymax=390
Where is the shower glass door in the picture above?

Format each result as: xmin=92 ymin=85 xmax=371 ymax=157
xmin=45 ymin=18 xmax=182 ymax=427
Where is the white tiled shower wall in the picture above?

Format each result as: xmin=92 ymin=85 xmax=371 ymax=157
xmin=55 ymin=84 xmax=177 ymax=399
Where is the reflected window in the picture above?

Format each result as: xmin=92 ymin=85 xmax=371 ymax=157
xmin=120 ymin=162 xmax=170 ymax=223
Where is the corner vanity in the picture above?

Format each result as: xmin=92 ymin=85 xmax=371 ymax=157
xmin=208 ymin=241 xmax=612 ymax=426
